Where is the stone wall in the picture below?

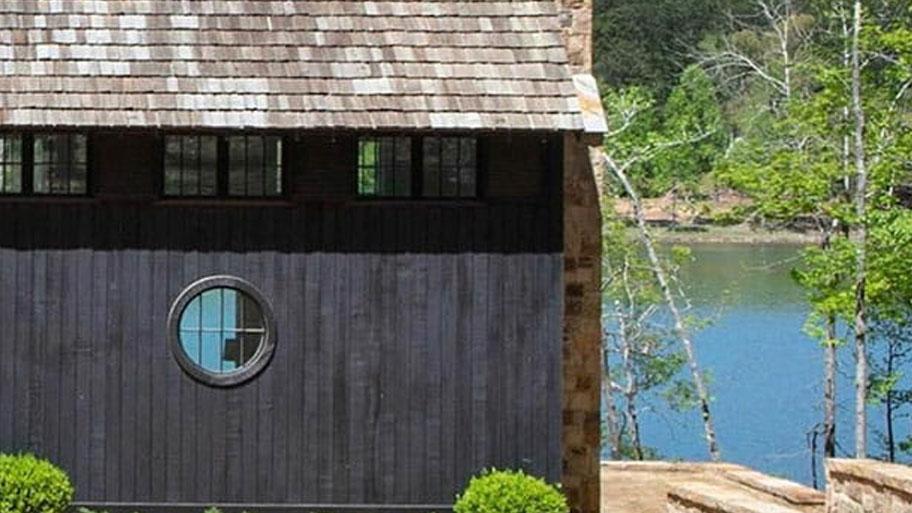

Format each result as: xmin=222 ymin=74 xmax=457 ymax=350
xmin=555 ymin=2 xmax=601 ymax=513
xmin=555 ymin=0 xmax=594 ymax=73
xmin=562 ymin=133 xmax=602 ymax=513
xmin=826 ymin=459 xmax=912 ymax=513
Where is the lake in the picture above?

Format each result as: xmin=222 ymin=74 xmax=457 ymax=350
xmin=612 ymin=243 xmax=908 ymax=486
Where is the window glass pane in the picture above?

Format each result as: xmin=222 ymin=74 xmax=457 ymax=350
xmin=246 ymin=136 xmax=265 ymax=197
xmin=33 ymin=136 xmax=51 ymax=193
xmin=423 ymin=137 xmax=440 ymax=197
xmin=182 ymin=137 xmax=200 ymax=195
xmin=33 ymin=134 xmax=87 ymax=195
xmin=180 ymin=296 xmax=202 ymax=331
xmin=440 ymin=138 xmax=459 ymax=197
xmin=164 ymin=135 xmax=217 ymax=197
xmin=379 ymin=137 xmax=396 ymax=195
xmin=164 ymin=137 xmax=182 ymax=195
xmin=423 ymin=137 xmax=477 ymax=198
xmin=459 ymin=137 xmax=477 ymax=197
xmin=0 ymin=135 xmax=22 ymax=194
xmin=226 ymin=136 xmax=281 ymax=197
xmin=72 ymin=135 xmax=87 ymax=165
xmin=70 ymin=165 xmax=88 ymax=194
xmin=228 ymin=136 xmax=246 ymax=196
xmin=358 ymin=137 xmax=411 ymax=197
xmin=200 ymin=332 xmax=223 ymax=373
xmin=200 ymin=136 xmax=218 ymax=196
xmin=265 ymin=137 xmax=283 ymax=196
xmin=200 ymin=289 xmax=223 ymax=330
xmin=358 ymin=139 xmax=377 ymax=195
xmin=237 ymin=292 xmax=265 ymax=331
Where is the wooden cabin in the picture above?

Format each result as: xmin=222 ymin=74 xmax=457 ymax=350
xmin=0 ymin=1 xmax=605 ymax=512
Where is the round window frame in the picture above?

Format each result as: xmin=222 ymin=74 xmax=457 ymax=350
xmin=167 ymin=275 xmax=277 ymax=387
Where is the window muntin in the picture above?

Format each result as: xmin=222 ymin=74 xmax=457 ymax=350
xmin=163 ymin=135 xmax=218 ymax=197
xmin=228 ymin=135 xmax=283 ymax=197
xmin=179 ymin=287 xmax=265 ymax=373
xmin=0 ymin=135 xmax=23 ymax=194
xmin=423 ymin=137 xmax=477 ymax=198
xmin=34 ymin=133 xmax=88 ymax=195
xmin=168 ymin=276 xmax=276 ymax=387
xmin=357 ymin=137 xmax=412 ymax=197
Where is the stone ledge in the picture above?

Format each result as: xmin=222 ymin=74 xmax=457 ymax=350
xmin=722 ymin=467 xmax=825 ymax=507
xmin=826 ymin=459 xmax=912 ymax=512
xmin=601 ymin=461 xmax=742 ymax=474
xmin=668 ymin=482 xmax=811 ymax=513
xmin=827 ymin=459 xmax=912 ymax=499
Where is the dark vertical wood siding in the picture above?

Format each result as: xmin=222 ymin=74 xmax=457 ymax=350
xmin=0 ymin=246 xmax=562 ymax=507
xmin=0 ymin=131 xmax=564 ymax=509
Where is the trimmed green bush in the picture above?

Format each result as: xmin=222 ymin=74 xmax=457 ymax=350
xmin=454 ymin=469 xmax=568 ymax=513
xmin=0 ymin=454 xmax=74 ymax=513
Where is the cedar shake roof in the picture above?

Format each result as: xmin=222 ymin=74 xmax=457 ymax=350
xmin=0 ymin=1 xmax=588 ymax=131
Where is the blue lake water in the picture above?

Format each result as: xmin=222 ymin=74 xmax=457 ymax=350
xmin=609 ymin=243 xmax=909 ymax=486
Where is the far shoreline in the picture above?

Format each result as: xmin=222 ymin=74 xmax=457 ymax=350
xmin=637 ymin=224 xmax=818 ymax=246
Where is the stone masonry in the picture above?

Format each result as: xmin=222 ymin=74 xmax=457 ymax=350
xmin=563 ymin=132 xmax=603 ymax=513
xmin=557 ymin=1 xmax=602 ymax=512
xmin=826 ymin=459 xmax=912 ymax=513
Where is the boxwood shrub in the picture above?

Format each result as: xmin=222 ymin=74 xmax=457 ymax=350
xmin=0 ymin=453 xmax=74 ymax=513
xmin=454 ymin=469 xmax=568 ymax=513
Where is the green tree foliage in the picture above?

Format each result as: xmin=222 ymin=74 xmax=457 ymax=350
xmin=654 ymin=66 xmax=728 ymax=194
xmin=601 ymin=69 xmax=726 ymax=197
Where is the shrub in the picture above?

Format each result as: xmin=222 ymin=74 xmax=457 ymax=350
xmin=0 ymin=453 xmax=74 ymax=513
xmin=454 ymin=469 xmax=568 ymax=513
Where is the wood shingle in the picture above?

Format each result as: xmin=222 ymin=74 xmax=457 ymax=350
xmin=0 ymin=0 xmax=585 ymax=131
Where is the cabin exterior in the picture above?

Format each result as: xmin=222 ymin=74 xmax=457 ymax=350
xmin=0 ymin=1 xmax=604 ymax=512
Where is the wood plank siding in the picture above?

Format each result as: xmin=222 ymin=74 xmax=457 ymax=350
xmin=0 ymin=131 xmax=564 ymax=510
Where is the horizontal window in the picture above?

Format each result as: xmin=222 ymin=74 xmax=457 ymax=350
xmin=0 ymin=133 xmax=88 ymax=196
xmin=34 ymin=134 xmax=88 ymax=195
xmin=164 ymin=135 xmax=218 ymax=197
xmin=357 ymin=136 xmax=479 ymax=199
xmin=357 ymin=137 xmax=412 ymax=198
xmin=229 ymin=135 xmax=283 ymax=197
xmin=423 ymin=137 xmax=477 ymax=199
xmin=163 ymin=134 xmax=284 ymax=198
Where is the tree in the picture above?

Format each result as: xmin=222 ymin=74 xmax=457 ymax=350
xmin=653 ymin=65 xmax=728 ymax=195
xmin=714 ymin=0 xmax=912 ymax=462
xmin=600 ymin=88 xmax=723 ymax=461
xmin=602 ymin=210 xmax=696 ymax=460
xmin=594 ymin=0 xmax=751 ymax=94
xmin=849 ymin=0 xmax=869 ymax=459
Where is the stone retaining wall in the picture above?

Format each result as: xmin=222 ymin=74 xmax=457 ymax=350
xmin=826 ymin=459 xmax=912 ymax=513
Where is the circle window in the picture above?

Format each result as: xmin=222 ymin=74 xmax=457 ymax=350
xmin=168 ymin=276 xmax=276 ymax=387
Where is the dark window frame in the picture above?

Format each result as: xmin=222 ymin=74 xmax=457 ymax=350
xmin=0 ymin=131 xmax=92 ymax=197
xmin=354 ymin=134 xmax=484 ymax=201
xmin=160 ymin=133 xmax=288 ymax=200
xmin=356 ymin=135 xmax=414 ymax=198
xmin=167 ymin=275 xmax=277 ymax=388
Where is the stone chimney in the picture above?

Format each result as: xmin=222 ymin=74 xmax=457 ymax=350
xmin=555 ymin=2 xmax=602 ymax=513
xmin=556 ymin=0 xmax=594 ymax=73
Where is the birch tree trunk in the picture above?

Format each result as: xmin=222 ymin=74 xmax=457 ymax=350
xmin=603 ymin=153 xmax=722 ymax=462
xmin=601 ymin=351 xmax=623 ymax=460
xmin=824 ymin=312 xmax=838 ymax=458
xmin=603 ymin=299 xmax=624 ymax=460
xmin=850 ymin=0 xmax=869 ymax=459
